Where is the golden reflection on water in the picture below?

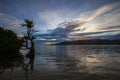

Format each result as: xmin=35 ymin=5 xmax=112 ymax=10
xmin=65 ymin=45 xmax=106 ymax=74
xmin=34 ymin=45 xmax=120 ymax=75
xmin=80 ymin=57 xmax=101 ymax=74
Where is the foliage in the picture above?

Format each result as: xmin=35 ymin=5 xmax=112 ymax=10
xmin=22 ymin=19 xmax=35 ymax=49
xmin=0 ymin=27 xmax=22 ymax=56
xmin=22 ymin=19 xmax=34 ymax=38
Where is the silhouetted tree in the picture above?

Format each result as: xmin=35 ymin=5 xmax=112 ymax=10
xmin=22 ymin=20 xmax=35 ymax=72
xmin=22 ymin=19 xmax=34 ymax=49
xmin=0 ymin=27 xmax=23 ymax=73
xmin=0 ymin=27 xmax=22 ymax=55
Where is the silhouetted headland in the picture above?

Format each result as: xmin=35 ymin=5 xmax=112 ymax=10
xmin=56 ymin=39 xmax=120 ymax=45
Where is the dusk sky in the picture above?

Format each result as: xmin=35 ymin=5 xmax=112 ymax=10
xmin=0 ymin=0 xmax=120 ymax=41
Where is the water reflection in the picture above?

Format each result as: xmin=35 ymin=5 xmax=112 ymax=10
xmin=35 ymin=45 xmax=120 ymax=73
xmin=22 ymin=50 xmax=35 ymax=80
xmin=0 ymin=44 xmax=120 ymax=80
xmin=22 ymin=53 xmax=34 ymax=70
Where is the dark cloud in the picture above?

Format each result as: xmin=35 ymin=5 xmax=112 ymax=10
xmin=33 ymin=20 xmax=87 ymax=41
xmin=101 ymin=26 xmax=120 ymax=30
xmin=51 ymin=20 xmax=86 ymax=36
xmin=70 ymin=29 xmax=120 ymax=36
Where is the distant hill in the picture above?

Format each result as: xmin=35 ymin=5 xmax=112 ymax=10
xmin=57 ymin=39 xmax=120 ymax=45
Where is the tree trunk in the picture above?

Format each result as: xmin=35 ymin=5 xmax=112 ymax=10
xmin=26 ymin=39 xmax=28 ymax=48
xmin=30 ymin=38 xmax=34 ymax=55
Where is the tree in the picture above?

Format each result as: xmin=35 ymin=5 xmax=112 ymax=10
xmin=22 ymin=19 xmax=36 ymax=70
xmin=0 ymin=27 xmax=22 ymax=55
xmin=0 ymin=27 xmax=23 ymax=72
xmin=22 ymin=19 xmax=34 ymax=48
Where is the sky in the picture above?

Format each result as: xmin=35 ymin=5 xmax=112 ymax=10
xmin=0 ymin=0 xmax=120 ymax=41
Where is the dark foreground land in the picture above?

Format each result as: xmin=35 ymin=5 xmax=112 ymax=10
xmin=57 ymin=40 xmax=120 ymax=45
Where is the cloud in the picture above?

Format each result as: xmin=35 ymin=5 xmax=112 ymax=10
xmin=0 ymin=12 xmax=24 ymax=34
xmin=35 ymin=1 xmax=120 ymax=41
xmin=53 ymin=20 xmax=86 ymax=35
xmin=70 ymin=29 xmax=120 ymax=36
xmin=38 ymin=9 xmax=80 ymax=30
xmin=0 ymin=12 xmax=4 ymax=16
xmin=75 ymin=1 xmax=120 ymax=32
xmin=63 ymin=1 xmax=120 ymax=40
xmin=69 ymin=29 xmax=120 ymax=40
xmin=38 ymin=11 xmax=66 ymax=29
xmin=86 ymin=4 xmax=113 ymax=21
xmin=39 ymin=2 xmax=120 ymax=31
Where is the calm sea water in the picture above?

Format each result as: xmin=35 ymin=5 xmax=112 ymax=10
xmin=0 ymin=42 xmax=120 ymax=80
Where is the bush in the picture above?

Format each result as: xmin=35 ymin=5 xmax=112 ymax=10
xmin=0 ymin=27 xmax=22 ymax=57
